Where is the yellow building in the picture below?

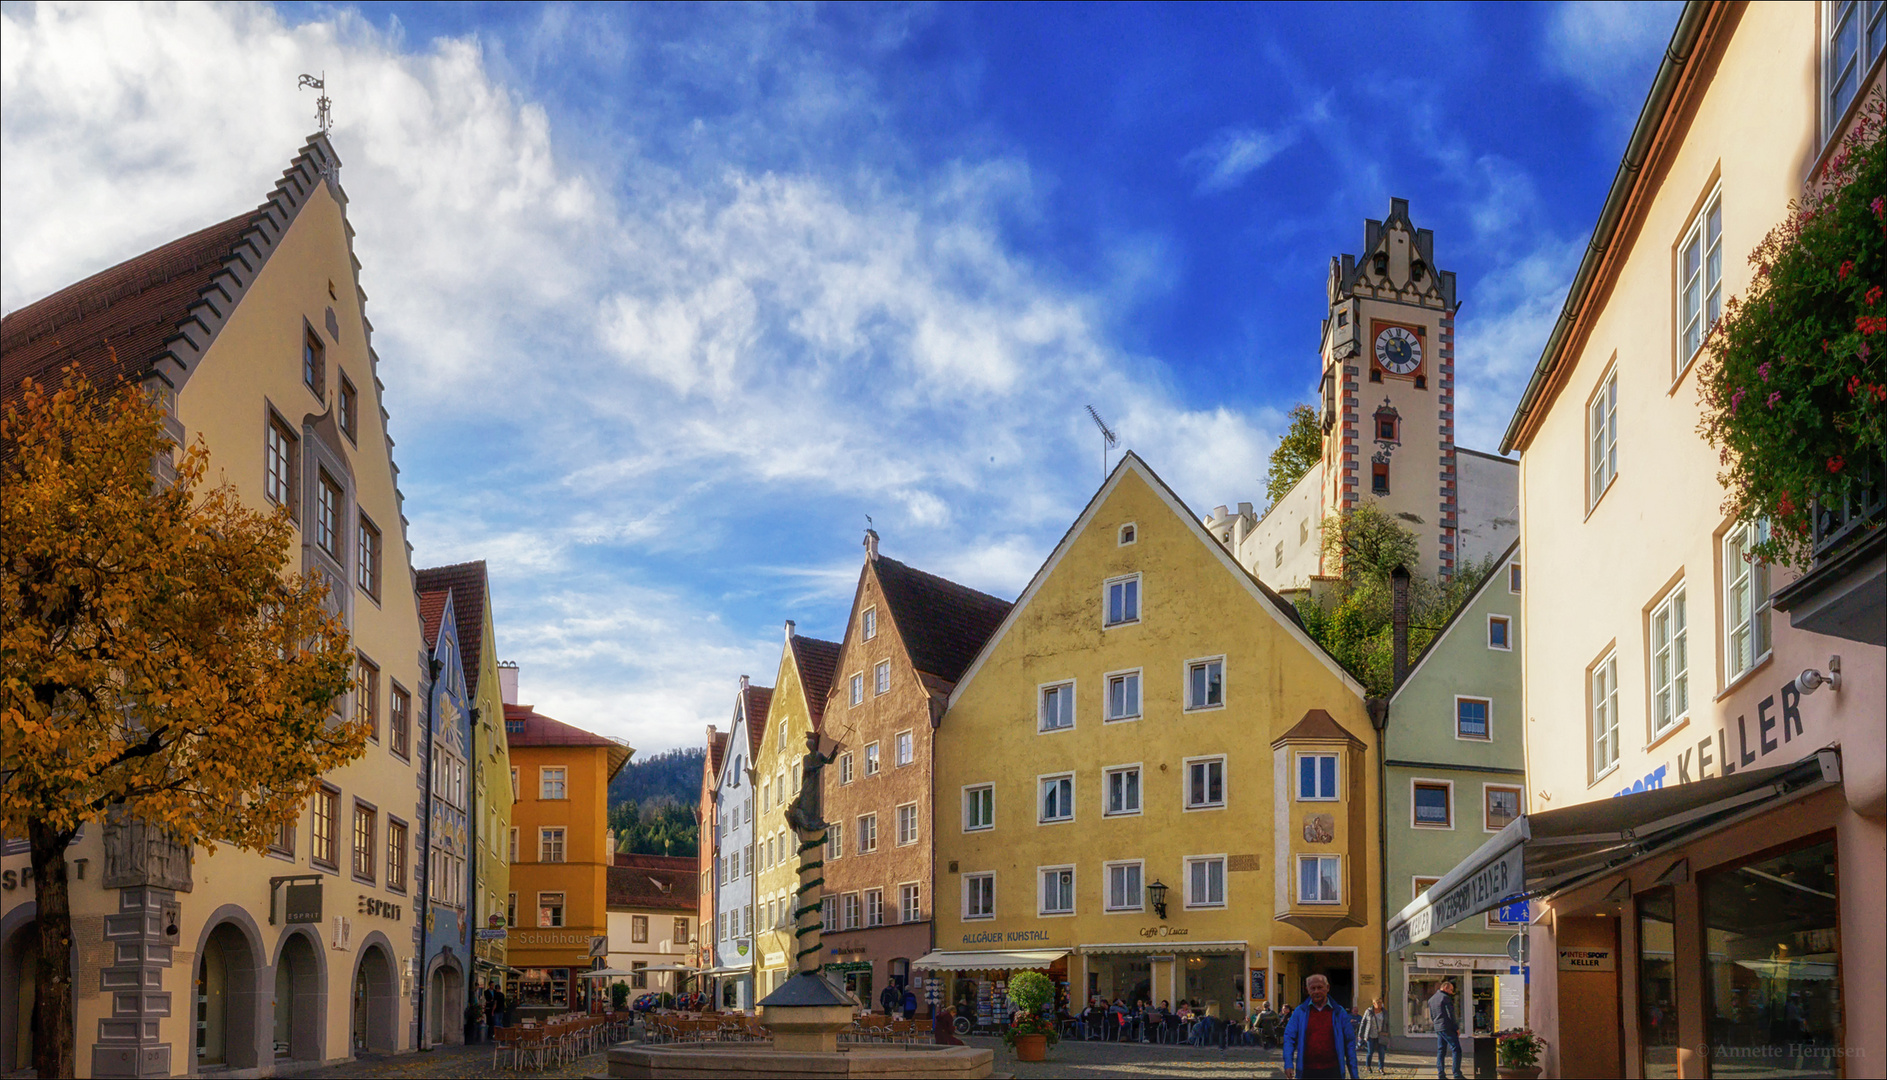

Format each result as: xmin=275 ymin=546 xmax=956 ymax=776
xmin=752 ymin=626 xmax=843 ymax=999
xmin=1 ymin=133 xmax=428 ymax=1073
xmin=502 ymin=691 xmax=632 ymax=1017
xmin=930 ymin=453 xmax=1380 ymax=1021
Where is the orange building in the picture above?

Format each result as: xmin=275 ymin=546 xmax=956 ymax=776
xmin=502 ymin=686 xmax=632 ymax=1017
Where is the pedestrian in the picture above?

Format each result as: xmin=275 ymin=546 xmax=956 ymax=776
xmin=1429 ymin=980 xmax=1465 ymax=1080
xmin=880 ymin=981 xmax=900 ymax=1017
xmin=902 ymin=986 xmax=918 ymax=1021
xmin=1281 ymin=974 xmax=1358 ymax=1080
xmin=1357 ymin=997 xmax=1388 ymax=1075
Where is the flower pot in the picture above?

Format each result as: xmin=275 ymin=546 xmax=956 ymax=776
xmin=1497 ymin=1067 xmax=1542 ymax=1080
xmin=1014 ymin=1032 xmax=1048 ymax=1062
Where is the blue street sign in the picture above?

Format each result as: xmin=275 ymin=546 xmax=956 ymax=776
xmin=1496 ymin=899 xmax=1530 ymax=924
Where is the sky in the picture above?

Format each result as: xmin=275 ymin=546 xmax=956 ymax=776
xmin=0 ymin=1 xmax=1682 ymax=753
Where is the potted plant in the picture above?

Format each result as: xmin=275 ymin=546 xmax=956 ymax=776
xmin=1496 ymin=1027 xmax=1546 ymax=1080
xmin=610 ymin=981 xmax=630 ymax=1010
xmin=999 ymin=971 xmax=1059 ymax=1062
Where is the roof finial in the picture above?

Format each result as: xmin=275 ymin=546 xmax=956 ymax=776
xmin=299 ymin=72 xmax=332 ymax=134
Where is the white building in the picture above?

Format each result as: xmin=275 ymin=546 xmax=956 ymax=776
xmin=707 ymin=678 xmax=770 ymax=1009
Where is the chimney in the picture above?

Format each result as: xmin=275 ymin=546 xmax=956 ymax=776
xmin=1391 ymin=565 xmax=1412 ymax=687
xmin=864 ymin=528 xmax=879 ymax=560
xmin=497 ymin=661 xmax=519 ymax=705
xmin=739 ymin=675 xmax=749 ymax=690
xmin=784 ymin=619 xmax=796 ymax=641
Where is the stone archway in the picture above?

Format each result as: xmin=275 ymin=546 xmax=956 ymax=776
xmin=2 ymin=906 xmax=40 ymax=1075
xmin=427 ymin=954 xmax=465 ymax=1047
xmin=350 ymin=938 xmax=399 ymax=1055
xmin=271 ymin=928 xmax=325 ymax=1063
xmin=192 ymin=915 xmax=263 ymax=1072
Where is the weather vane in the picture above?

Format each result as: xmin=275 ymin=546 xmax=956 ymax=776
xmin=298 ymin=72 xmax=331 ymax=133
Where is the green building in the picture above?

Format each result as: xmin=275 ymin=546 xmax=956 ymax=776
xmin=1381 ymin=541 xmax=1524 ymax=1050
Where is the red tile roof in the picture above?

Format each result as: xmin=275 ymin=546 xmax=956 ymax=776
xmin=741 ymin=685 xmax=773 ymax=760
xmin=606 ymin=860 xmax=698 ymax=912
xmin=705 ymin=728 xmax=729 ymax=779
xmin=418 ymin=589 xmax=450 ymax=648
xmin=416 ymin=561 xmax=492 ymax=696
xmin=790 ymin=635 xmax=841 ymax=727
xmin=504 ymin=702 xmax=633 ymax=778
xmin=872 ymin=556 xmax=1012 ymax=684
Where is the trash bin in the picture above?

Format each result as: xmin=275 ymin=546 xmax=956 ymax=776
xmin=1473 ymin=1034 xmax=1498 ymax=1078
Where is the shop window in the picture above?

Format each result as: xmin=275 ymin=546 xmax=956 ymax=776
xmin=1105 ymin=670 xmax=1141 ymax=721
xmin=964 ymin=874 xmax=995 ymax=920
xmin=1413 ymin=781 xmax=1453 ymax=828
xmin=1638 ymin=888 xmax=1679 ymax=1077
xmin=963 ymin=785 xmax=993 ymax=831
xmin=1704 ymin=839 xmax=1841 ymax=1076
xmin=1297 ymin=753 xmax=1339 ymax=801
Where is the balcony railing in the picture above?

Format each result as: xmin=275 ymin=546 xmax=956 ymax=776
xmin=1810 ymin=459 xmax=1886 ymax=561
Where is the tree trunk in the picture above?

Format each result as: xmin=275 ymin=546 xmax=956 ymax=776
xmin=29 ymin=816 xmax=77 ymax=1080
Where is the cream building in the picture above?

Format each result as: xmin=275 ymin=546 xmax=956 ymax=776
xmin=2 ymin=134 xmax=427 ymax=1075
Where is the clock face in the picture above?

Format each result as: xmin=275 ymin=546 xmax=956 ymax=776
xmin=1374 ymin=326 xmax=1423 ymax=375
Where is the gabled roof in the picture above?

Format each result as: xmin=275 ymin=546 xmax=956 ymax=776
xmin=741 ymin=684 xmax=773 ymax=760
xmin=1271 ymin=708 xmax=1366 ymax=748
xmin=1389 ymin=538 xmax=1522 ymax=702
xmin=418 ymin=588 xmax=451 ymax=649
xmin=790 ymin=635 xmax=842 ymax=726
xmin=704 ymin=728 xmax=729 ymax=782
xmin=504 ymin=702 xmax=633 ymax=778
xmin=872 ymin=555 xmax=1012 ymax=684
xmin=607 ymin=859 xmax=698 ymax=912
xmin=416 ymin=561 xmax=493 ymax=696
xmin=948 ymin=451 xmax=1369 ymax=708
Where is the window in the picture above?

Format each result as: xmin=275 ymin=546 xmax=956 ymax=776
xmin=1105 ymin=670 xmax=1141 ymax=721
xmin=338 ymin=374 xmax=359 ymax=445
xmin=539 ymin=892 xmax=565 ymax=928
xmin=1378 ymin=415 xmax=1398 ymax=441
xmin=356 ymin=514 xmax=381 ymax=598
xmin=1488 ymin=615 xmax=1512 ymax=651
xmin=1297 ymin=754 xmax=1338 ymax=801
xmin=630 ymin=961 xmax=648 ymax=990
xmin=1724 ymin=521 xmax=1772 ymax=681
xmin=311 ymin=785 xmax=338 ymax=868
xmin=1456 ymin=697 xmax=1491 ymax=741
xmin=820 ymin=897 xmax=836 ymax=933
xmin=1185 ymin=757 xmax=1225 ymax=809
xmin=1186 ymin=658 xmax=1224 ymax=710
xmin=1186 ymin=856 xmax=1227 ymax=908
xmin=1104 ymin=766 xmax=1141 ymax=817
xmin=1274 ymin=541 xmax=1285 ymax=568
xmin=895 ymin=730 xmax=913 ymax=767
xmin=841 ymin=893 xmax=861 ymax=930
xmin=539 ymin=827 xmax=566 ymax=863
xmin=508 ymin=828 xmax=518 ymax=863
xmin=1509 ymin=564 xmax=1522 ymax=593
xmin=271 ymin=815 xmax=295 ymax=856
xmin=827 ymin=822 xmax=842 ymax=861
xmin=352 ymin=802 xmax=376 ymax=881
xmin=849 ymin=673 xmax=864 ymax=706
xmin=874 ymin=660 xmax=891 ymax=696
xmin=1105 ymin=575 xmax=1140 ymax=626
xmin=508 ymin=892 xmax=518 ymax=927
xmin=1297 ymin=855 xmax=1341 ymax=905
xmin=1040 ymin=866 xmax=1075 ymax=915
xmin=1039 ymin=681 xmax=1074 ymax=732
xmin=315 ymin=471 xmax=344 ymax=559
xmin=1826 ymin=1 xmax=1886 ymax=136
xmin=540 ymin=767 xmax=567 ymax=800
xmin=863 ymin=606 xmax=877 ymax=640
xmin=632 ymin=915 xmax=649 ymax=943
xmin=864 ymin=743 xmax=880 ymax=776
xmin=1105 ymin=862 xmax=1143 ymax=912
xmin=265 ymin=413 xmax=298 ymax=513
xmin=1118 ymin=523 xmax=1136 ymax=545
xmin=899 ymin=883 xmax=920 ymax=923
xmin=674 ymin=917 xmax=690 ymax=944
xmin=1371 ymin=461 xmax=1390 ymax=495
xmin=1676 ymin=191 xmax=1724 ymax=372
xmin=1592 ymin=652 xmax=1620 ymax=778
xmin=839 ymin=753 xmax=854 ymax=785
xmin=1039 ymin=774 xmax=1074 ymax=823
xmin=303 ymin=327 xmax=326 ymax=396
xmin=390 ymin=683 xmax=410 ymax=758
xmin=964 ymin=873 xmax=995 ymax=920
xmin=1588 ymin=368 xmax=1619 ymax=505
xmin=1413 ymin=781 xmax=1453 ymax=828
xmin=963 ymin=785 xmax=994 ymax=831
xmin=355 ymin=655 xmax=379 ymax=740
xmin=857 ymin=814 xmax=877 ymax=854
xmin=895 ymin=803 xmax=919 ymax=846
xmin=1649 ymin=586 xmax=1690 ymax=737
xmin=386 ymin=819 xmax=406 ymax=890
xmin=1484 ymin=785 xmax=1522 ymax=832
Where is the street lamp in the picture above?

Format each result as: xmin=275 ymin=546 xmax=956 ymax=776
xmin=1147 ymin=879 xmax=1169 ymax=920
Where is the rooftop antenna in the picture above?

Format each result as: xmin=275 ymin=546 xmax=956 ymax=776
xmin=299 ymin=72 xmax=331 ymax=134
xmin=1086 ymin=405 xmax=1118 ymax=484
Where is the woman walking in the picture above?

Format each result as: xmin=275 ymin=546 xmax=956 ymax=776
xmin=1357 ymin=998 xmax=1388 ymax=1075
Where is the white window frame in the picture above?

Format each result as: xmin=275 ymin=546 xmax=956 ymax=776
xmin=826 ymin=821 xmax=843 ymax=862
xmin=1454 ymin=695 xmax=1492 ymax=742
xmin=538 ymin=827 xmax=566 ymax=863
xmin=874 ymin=660 xmax=891 ymax=696
xmin=1588 ymin=366 xmax=1619 ymax=510
xmin=857 ymin=813 xmax=877 ymax=854
xmin=1296 ymin=752 xmax=1340 ymax=802
xmin=898 ymin=882 xmax=921 ymax=923
xmin=1103 ymin=668 xmax=1142 ymax=723
xmin=1038 ymin=773 xmax=1075 ymax=825
xmin=1118 ymin=522 xmax=1137 ymax=546
xmin=895 ymin=730 xmax=913 ymax=767
xmin=1103 ymin=860 xmax=1145 ymax=913
xmin=841 ymin=892 xmax=860 ymax=931
xmin=1483 ymin=783 xmax=1524 ymax=833
xmin=539 ymin=766 xmax=567 ymax=800
xmin=1487 ymin=614 xmax=1513 ymax=652
xmin=1038 ymin=680 xmax=1076 ymax=734
xmin=1183 ymin=755 xmax=1226 ymax=811
xmin=862 ymin=606 xmax=877 ymax=641
xmin=864 ymin=887 xmax=884 ymax=928
xmin=1411 ymin=777 xmax=1455 ymax=830
xmin=1723 ymin=521 xmax=1773 ymax=685
xmin=1104 ymin=573 xmax=1142 ymax=628
xmin=963 ymin=872 xmax=995 ymax=921
xmin=895 ymin=802 xmax=919 ymax=846
xmin=849 ymin=673 xmax=864 ymax=706
xmin=1825 ymin=1 xmax=1887 ymax=139
xmin=1184 ymin=655 xmax=1225 ymax=711
xmin=1296 ymin=854 xmax=1342 ymax=906
xmin=864 ymin=742 xmax=880 ymax=776
xmin=1103 ymin=764 xmax=1143 ymax=818
xmin=1676 ymin=185 xmax=1724 ymax=377
xmin=1649 ymin=584 xmax=1690 ymax=740
xmin=1591 ymin=651 xmax=1620 ymax=782
xmin=839 ymin=753 xmax=854 ymax=785
xmin=962 ymin=784 xmax=994 ymax=832
xmin=1184 ymin=854 xmax=1227 ymax=909
xmin=1038 ymin=865 xmax=1076 ymax=916
xmin=1508 ymin=564 xmax=1522 ymax=593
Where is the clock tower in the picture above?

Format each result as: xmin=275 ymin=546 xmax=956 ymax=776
xmin=1318 ymin=197 xmax=1461 ymax=578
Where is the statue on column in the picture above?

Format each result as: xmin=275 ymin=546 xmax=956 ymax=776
xmin=783 ymin=730 xmax=840 ymax=976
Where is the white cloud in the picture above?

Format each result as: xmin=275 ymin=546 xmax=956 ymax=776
xmin=1185 ymin=125 xmax=1298 ymax=194
xmin=1544 ymin=2 xmax=1684 ymax=122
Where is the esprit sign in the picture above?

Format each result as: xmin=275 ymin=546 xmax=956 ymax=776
xmin=1615 ymin=678 xmax=1816 ymax=797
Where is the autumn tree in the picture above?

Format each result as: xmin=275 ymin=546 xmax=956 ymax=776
xmin=1264 ymin=403 xmax=1323 ymax=508
xmin=1 ymin=370 xmax=364 ymax=1079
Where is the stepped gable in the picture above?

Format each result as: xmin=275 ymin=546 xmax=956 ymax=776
xmin=416 ymin=561 xmax=492 ymax=694
xmin=872 ymin=555 xmax=1013 ymax=684
xmin=791 ymin=635 xmax=842 ymax=725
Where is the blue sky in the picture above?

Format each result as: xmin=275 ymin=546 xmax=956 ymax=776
xmin=1 ymin=1 xmax=1679 ymax=752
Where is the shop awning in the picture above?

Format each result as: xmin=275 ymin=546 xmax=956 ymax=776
xmin=910 ymin=949 xmax=1068 ymax=971
xmin=700 ymin=965 xmax=751 ymax=977
xmin=1388 ymin=749 xmax=1840 ymax=952
xmin=1078 ymin=940 xmax=1247 ymax=955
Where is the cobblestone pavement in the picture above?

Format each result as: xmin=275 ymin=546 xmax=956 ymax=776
xmin=297 ymin=1041 xmax=607 ymax=1079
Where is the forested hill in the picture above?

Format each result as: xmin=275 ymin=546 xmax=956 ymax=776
xmin=606 ymin=746 xmax=706 ymax=858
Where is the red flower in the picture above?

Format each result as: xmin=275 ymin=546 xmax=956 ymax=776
xmin=1869 ymin=286 xmax=1884 ymax=306
xmin=1828 ymin=456 xmax=1846 ymax=473
xmin=1851 ymin=375 xmax=1866 ymax=395
xmin=1859 ymin=316 xmax=1887 ymax=335
xmin=1838 ymin=260 xmax=1854 ymax=281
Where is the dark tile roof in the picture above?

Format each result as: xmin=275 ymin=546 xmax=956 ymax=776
xmin=1270 ymin=708 xmax=1365 ymax=749
xmin=607 ymin=861 xmax=698 ymax=912
xmin=872 ymin=555 xmax=1013 ymax=684
xmin=416 ymin=561 xmax=491 ymax=696
xmin=418 ymin=589 xmax=450 ymax=648
xmin=705 ymin=729 xmax=729 ymax=781
xmin=504 ymin=702 xmax=633 ymax=778
xmin=741 ymin=685 xmax=774 ymax=760
xmin=790 ymin=635 xmax=841 ymax=726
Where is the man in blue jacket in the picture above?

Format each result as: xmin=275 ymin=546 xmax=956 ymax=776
xmin=1429 ymin=980 xmax=1465 ymax=1079
xmin=1281 ymin=974 xmax=1357 ymax=1079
